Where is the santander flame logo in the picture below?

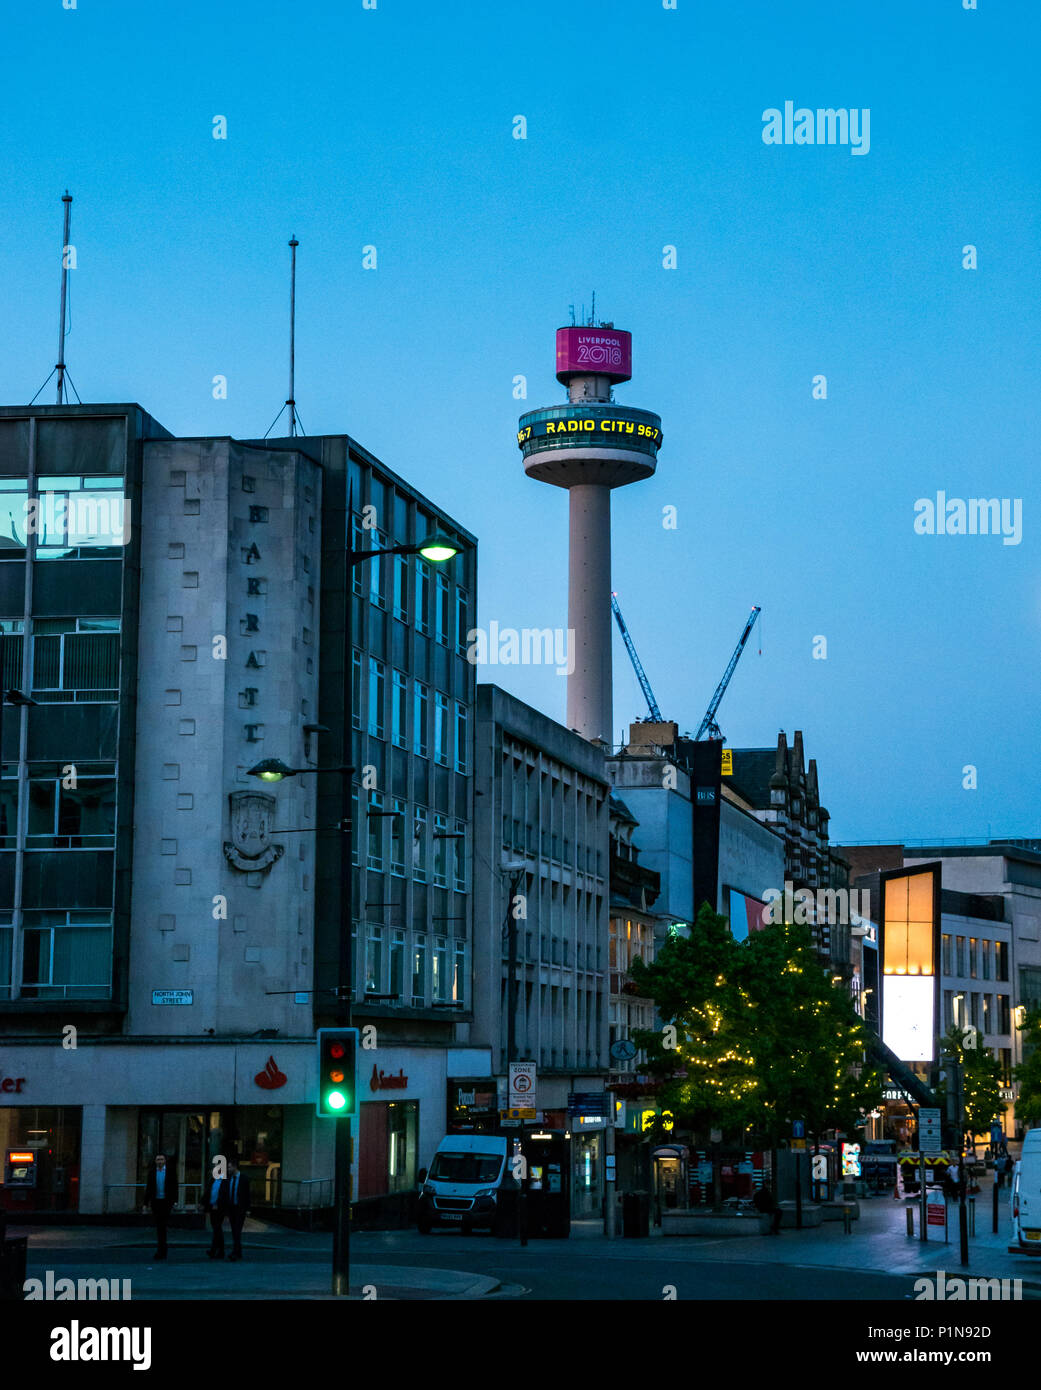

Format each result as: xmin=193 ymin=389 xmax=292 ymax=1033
xmin=254 ymin=1055 xmax=287 ymax=1090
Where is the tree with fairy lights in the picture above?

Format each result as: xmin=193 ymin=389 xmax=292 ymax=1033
xmin=631 ymin=902 xmax=883 ymax=1202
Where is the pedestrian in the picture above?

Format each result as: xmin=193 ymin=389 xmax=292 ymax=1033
xmin=144 ymin=1153 xmax=178 ymax=1260
xmin=752 ymin=1184 xmax=782 ymax=1234
xmin=944 ymin=1159 xmax=960 ymax=1201
xmin=220 ymin=1155 xmax=251 ymax=1262
xmin=206 ymin=1167 xmax=227 ymax=1259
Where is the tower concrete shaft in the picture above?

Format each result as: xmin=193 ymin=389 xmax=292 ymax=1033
xmin=567 ymin=483 xmax=613 ymax=743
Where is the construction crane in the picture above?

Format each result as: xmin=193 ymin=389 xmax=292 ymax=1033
xmin=610 ymin=591 xmax=663 ymax=722
xmin=695 ymin=605 xmax=761 ymax=741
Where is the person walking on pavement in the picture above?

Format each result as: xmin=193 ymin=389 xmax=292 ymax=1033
xmin=221 ymin=1155 xmax=251 ymax=1262
xmin=144 ymin=1153 xmax=178 ymax=1260
xmin=752 ymin=1183 xmax=782 ymax=1234
xmin=206 ymin=1167 xmax=228 ymax=1259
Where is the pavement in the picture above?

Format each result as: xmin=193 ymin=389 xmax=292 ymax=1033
xmin=14 ymin=1176 xmax=1040 ymax=1299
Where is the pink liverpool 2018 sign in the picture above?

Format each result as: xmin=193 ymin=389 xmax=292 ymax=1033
xmin=556 ymin=327 xmax=632 ymax=382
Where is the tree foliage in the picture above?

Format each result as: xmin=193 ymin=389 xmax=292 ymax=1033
xmin=631 ymin=902 xmax=883 ymax=1146
xmin=1014 ymin=1007 xmax=1041 ymax=1130
xmin=939 ymin=1026 xmax=1004 ymax=1138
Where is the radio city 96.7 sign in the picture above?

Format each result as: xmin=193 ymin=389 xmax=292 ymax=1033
xmin=517 ymin=409 xmax=662 ymax=450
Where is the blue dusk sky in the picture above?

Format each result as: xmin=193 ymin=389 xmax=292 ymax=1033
xmin=2 ymin=0 xmax=1038 ymax=843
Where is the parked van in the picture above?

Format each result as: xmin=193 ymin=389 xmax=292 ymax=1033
xmin=1010 ymin=1129 xmax=1041 ymax=1254
xmin=417 ymin=1134 xmax=510 ymax=1234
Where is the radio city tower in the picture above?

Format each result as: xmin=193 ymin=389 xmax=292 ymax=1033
xmin=517 ymin=321 xmax=663 ymax=744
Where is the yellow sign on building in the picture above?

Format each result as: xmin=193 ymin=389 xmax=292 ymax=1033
xmin=721 ymin=749 xmax=733 ymax=776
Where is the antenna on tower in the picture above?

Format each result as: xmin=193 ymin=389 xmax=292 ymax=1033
xmin=590 ymin=289 xmax=596 ymax=326
xmin=264 ymin=235 xmax=305 ymax=439
xmin=30 ymin=191 xmax=81 ymax=407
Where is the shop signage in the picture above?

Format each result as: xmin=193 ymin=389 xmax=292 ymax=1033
xmin=254 ymin=1056 xmax=287 ymax=1090
xmin=568 ymin=1092 xmax=609 ymax=1116
xmin=370 ymin=1064 xmax=408 ymax=1092
xmin=152 ymin=989 xmax=193 ymax=1006
xmin=0 ymin=1073 xmax=26 ymax=1094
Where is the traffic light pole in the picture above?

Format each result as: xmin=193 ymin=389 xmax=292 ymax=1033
xmin=332 ymin=510 xmax=356 ymax=1298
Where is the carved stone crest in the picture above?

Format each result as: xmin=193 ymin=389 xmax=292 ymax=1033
xmin=223 ymin=790 xmax=284 ymax=873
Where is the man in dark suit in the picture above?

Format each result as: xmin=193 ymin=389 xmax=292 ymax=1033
xmin=144 ymin=1153 xmax=178 ymax=1260
xmin=219 ymin=1156 xmax=250 ymax=1261
xmin=206 ymin=1168 xmax=228 ymax=1259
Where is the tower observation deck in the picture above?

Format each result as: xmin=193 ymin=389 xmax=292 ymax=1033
xmin=517 ymin=324 xmax=662 ymax=744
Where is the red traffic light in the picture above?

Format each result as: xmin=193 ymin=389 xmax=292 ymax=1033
xmin=330 ymin=1042 xmax=345 ymax=1059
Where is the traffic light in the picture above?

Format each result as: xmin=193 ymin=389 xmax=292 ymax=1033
xmin=316 ymin=1028 xmax=358 ymax=1119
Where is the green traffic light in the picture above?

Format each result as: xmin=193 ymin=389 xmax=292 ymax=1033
xmin=328 ymin=1090 xmax=347 ymax=1111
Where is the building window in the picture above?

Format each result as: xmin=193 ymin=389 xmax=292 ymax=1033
xmin=435 ymin=574 xmax=450 ymax=646
xmin=412 ymin=807 xmax=428 ymax=883
xmin=983 ymin=993 xmax=991 ymax=1033
xmin=351 ymin=517 xmax=365 ymax=595
xmin=413 ymin=682 xmax=429 ymax=758
xmin=452 ymin=819 xmax=466 ymax=892
xmin=970 ymin=991 xmax=980 ymax=1030
xmin=433 ymin=936 xmax=449 ymax=1002
xmin=434 ymin=693 xmax=449 ymax=766
xmin=433 ymin=813 xmax=449 ymax=887
xmin=390 ymin=798 xmax=406 ymax=876
xmin=31 ymin=618 xmax=120 ymax=703
xmin=366 ymin=792 xmax=384 ymax=870
xmin=393 ymin=554 xmax=408 ymax=623
xmin=351 ymin=788 xmax=360 ymax=866
xmin=941 ymin=934 xmax=951 ymax=974
xmin=412 ymin=933 xmax=427 ymax=1006
xmin=26 ymin=771 xmax=116 ymax=849
xmin=998 ymin=994 xmax=1011 ymax=1033
xmin=0 ymin=776 xmax=16 ymax=851
xmin=392 ymin=671 xmax=407 ymax=748
xmin=352 ymin=651 xmax=362 ymax=731
xmin=369 ymin=530 xmax=387 ymax=609
xmin=390 ymin=929 xmax=405 ymax=1001
xmin=969 ymin=938 xmax=978 ymax=979
xmin=365 ymin=925 xmax=384 ymax=994
xmin=454 ymin=702 xmax=468 ymax=774
xmin=33 ymin=475 xmax=126 ymax=559
xmin=455 ymin=588 xmax=469 ymax=657
xmin=452 ymin=939 xmax=467 ymax=1004
xmin=943 ymin=989 xmax=952 ymax=1033
xmin=416 ymin=561 xmax=431 ymax=635
xmin=19 ymin=910 xmax=113 ymax=1000
xmin=368 ymin=658 xmax=385 ymax=739
xmin=956 ymin=937 xmax=965 ymax=976
xmin=981 ymin=940 xmax=990 ymax=981
xmin=996 ymin=942 xmax=1009 ymax=982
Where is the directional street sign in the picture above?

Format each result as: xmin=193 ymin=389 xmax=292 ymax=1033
xmin=919 ymin=1106 xmax=942 ymax=1151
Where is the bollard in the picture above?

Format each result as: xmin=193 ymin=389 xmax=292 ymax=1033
xmin=843 ymin=1204 xmax=853 ymax=1235
xmin=993 ymin=1178 xmax=1000 ymax=1234
xmin=968 ymin=1196 xmax=976 ymax=1237
xmin=906 ymin=1206 xmax=915 ymax=1237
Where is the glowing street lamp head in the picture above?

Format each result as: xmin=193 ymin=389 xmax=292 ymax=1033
xmin=247 ymin=758 xmax=296 ymax=783
xmin=417 ymin=533 xmax=459 ymax=563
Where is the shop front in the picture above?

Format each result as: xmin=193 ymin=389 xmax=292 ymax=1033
xmin=0 ymin=1040 xmax=490 ymax=1219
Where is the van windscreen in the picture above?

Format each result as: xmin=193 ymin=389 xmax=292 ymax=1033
xmin=429 ymin=1152 xmax=503 ymax=1184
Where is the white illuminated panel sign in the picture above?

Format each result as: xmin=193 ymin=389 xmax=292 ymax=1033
xmin=882 ymin=975 xmax=935 ymax=1062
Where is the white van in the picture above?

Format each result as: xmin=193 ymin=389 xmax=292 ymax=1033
xmin=1010 ymin=1130 xmax=1041 ymax=1254
xmin=417 ymin=1134 xmax=509 ymax=1234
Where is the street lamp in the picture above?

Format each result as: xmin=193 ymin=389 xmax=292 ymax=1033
xmin=251 ymin=505 xmax=466 ymax=1297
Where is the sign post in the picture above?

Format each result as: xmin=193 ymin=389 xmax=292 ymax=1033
xmin=918 ymin=1106 xmax=942 ymax=1243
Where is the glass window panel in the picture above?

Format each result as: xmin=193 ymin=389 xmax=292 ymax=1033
xmin=413 ymin=683 xmax=428 ymax=758
xmin=412 ymin=934 xmax=427 ymax=1003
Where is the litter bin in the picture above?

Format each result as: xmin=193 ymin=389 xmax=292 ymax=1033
xmin=623 ymin=1191 xmax=650 ymax=1238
